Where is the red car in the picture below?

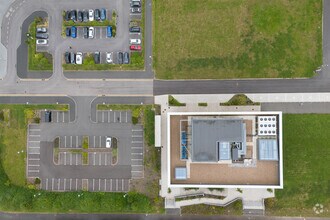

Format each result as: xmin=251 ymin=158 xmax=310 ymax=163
xmin=130 ymin=45 xmax=141 ymax=51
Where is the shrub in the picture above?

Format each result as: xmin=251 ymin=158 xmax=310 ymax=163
xmin=168 ymin=95 xmax=186 ymax=106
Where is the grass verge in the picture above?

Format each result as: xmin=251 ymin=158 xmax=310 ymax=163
xmin=181 ymin=201 xmax=242 ymax=215
xmin=153 ymin=0 xmax=322 ymax=79
xmin=168 ymin=95 xmax=186 ymax=107
xmin=220 ymin=94 xmax=260 ymax=106
xmin=265 ymin=114 xmax=330 ymax=217
xmin=27 ymin=17 xmax=53 ymax=71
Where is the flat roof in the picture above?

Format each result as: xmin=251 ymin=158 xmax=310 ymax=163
xmin=167 ymin=112 xmax=283 ymax=189
xmin=191 ymin=118 xmax=244 ymax=162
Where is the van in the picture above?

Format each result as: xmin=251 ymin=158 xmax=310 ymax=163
xmin=107 ymin=26 xmax=112 ymax=38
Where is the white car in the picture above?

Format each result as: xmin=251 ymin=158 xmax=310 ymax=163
xmin=88 ymin=27 xmax=94 ymax=38
xmin=106 ymin=137 xmax=112 ymax=148
xmin=106 ymin=52 xmax=113 ymax=63
xmin=76 ymin=52 xmax=83 ymax=65
xmin=129 ymin=39 xmax=141 ymax=45
xmin=36 ymin=39 xmax=48 ymax=45
xmin=88 ymin=9 xmax=94 ymax=21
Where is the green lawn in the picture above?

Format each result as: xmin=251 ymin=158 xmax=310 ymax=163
xmin=266 ymin=114 xmax=330 ymax=217
xmin=153 ymin=0 xmax=322 ymax=79
xmin=27 ymin=17 xmax=53 ymax=71
xmin=0 ymin=104 xmax=152 ymax=213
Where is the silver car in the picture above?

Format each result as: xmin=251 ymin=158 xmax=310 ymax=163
xmin=36 ymin=39 xmax=48 ymax=45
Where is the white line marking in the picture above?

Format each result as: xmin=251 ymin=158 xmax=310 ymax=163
xmin=70 ymin=178 xmax=72 ymax=191
xmin=105 ymin=154 xmax=107 ymax=166
xmin=93 ymin=136 xmax=96 ymax=148
xmin=76 ymin=153 xmax=78 ymax=165
xmin=93 ymin=153 xmax=96 ymax=165
xmin=99 ymin=136 xmax=101 ymax=148
xmin=64 ymin=136 xmax=67 ymax=148
xmin=116 ymin=179 xmax=118 ymax=191
xmin=132 ymin=135 xmax=143 ymax=137
xmin=104 ymin=179 xmax=107 ymax=191
xmin=28 ymin=164 xmax=40 ymax=167
xmin=52 ymin=178 xmax=54 ymax=191
xmin=56 ymin=111 xmax=59 ymax=123
xmin=70 ymin=153 xmax=72 ymax=165
xmin=108 ymin=111 xmax=110 ymax=123
xmin=76 ymin=136 xmax=78 ymax=148
xmin=58 ymin=178 xmax=60 ymax=191
xmin=102 ymin=111 xmax=104 ymax=123
xmin=29 ymin=135 xmax=40 ymax=137
xmin=28 ymin=153 xmax=40 ymax=155
xmin=132 ymin=159 xmax=143 ymax=161
xmin=70 ymin=136 xmax=73 ymax=148
xmin=132 ymin=129 xmax=143 ymax=132
xmin=126 ymin=111 xmax=128 ymax=123
xmin=64 ymin=178 xmax=66 ymax=190
xmin=98 ymin=179 xmax=101 ymax=191
xmin=29 ymin=158 xmax=40 ymax=160
xmin=99 ymin=153 xmax=101 ymax=165
xmin=64 ymin=152 xmax=67 ymax=165
xmin=132 ymin=147 xmax=143 ymax=149
xmin=93 ymin=179 xmax=95 ymax=191
xmin=132 ymin=170 xmax=143 ymax=172
xmin=76 ymin=178 xmax=78 ymax=190
xmin=110 ymin=179 xmax=112 ymax=190
xmin=29 ymin=146 xmax=40 ymax=149
xmin=122 ymin=179 xmax=124 ymax=191
xmin=132 ymin=165 xmax=143 ymax=166
xmin=62 ymin=111 xmax=65 ymax=122
xmin=28 ymin=141 xmax=40 ymax=143
xmin=132 ymin=141 xmax=143 ymax=143
xmin=132 ymin=153 xmax=142 ymax=155
xmin=119 ymin=112 xmax=122 ymax=123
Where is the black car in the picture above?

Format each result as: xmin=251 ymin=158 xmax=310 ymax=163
xmin=70 ymin=10 xmax=77 ymax=21
xmin=94 ymin=9 xmax=101 ymax=21
xmin=129 ymin=26 xmax=140 ymax=33
xmin=77 ymin=11 xmax=83 ymax=22
xmin=83 ymin=27 xmax=89 ymax=39
xmin=123 ymin=52 xmax=130 ymax=64
xmin=70 ymin=52 xmax=75 ymax=64
xmin=45 ymin=111 xmax=52 ymax=122
xmin=64 ymin=10 xmax=70 ymax=21
xmin=36 ymin=33 xmax=49 ymax=39
xmin=65 ymin=27 xmax=71 ymax=37
xmin=94 ymin=52 xmax=100 ymax=64
xmin=83 ymin=11 xmax=89 ymax=22
xmin=64 ymin=52 xmax=70 ymax=64
xmin=117 ymin=52 xmax=123 ymax=64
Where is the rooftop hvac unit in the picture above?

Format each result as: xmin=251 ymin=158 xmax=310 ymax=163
xmin=257 ymin=116 xmax=277 ymax=136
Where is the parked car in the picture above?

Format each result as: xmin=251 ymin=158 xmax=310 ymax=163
xmin=76 ymin=52 xmax=83 ymax=65
xmin=65 ymin=27 xmax=71 ymax=37
xmin=131 ymin=1 xmax=141 ymax=7
xmin=64 ymin=52 xmax=70 ymax=64
xmin=70 ymin=10 xmax=77 ymax=21
xmin=129 ymin=39 xmax=141 ymax=45
xmin=83 ymin=27 xmax=89 ymax=39
xmin=83 ymin=11 xmax=89 ymax=22
xmin=94 ymin=52 xmax=100 ymax=64
xmin=45 ymin=111 xmax=52 ymax=122
xmin=36 ymin=27 xmax=47 ymax=33
xmin=129 ymin=26 xmax=140 ymax=33
xmin=77 ymin=11 xmax=83 ymax=22
xmin=88 ymin=9 xmax=94 ymax=21
xmin=88 ymin=27 xmax=94 ymax=39
xmin=106 ymin=52 xmax=113 ymax=63
xmin=117 ymin=52 xmax=123 ymax=64
xmin=70 ymin=52 xmax=75 ymax=64
xmin=71 ymin=26 xmax=77 ymax=38
xmin=64 ymin=10 xmax=71 ymax=21
xmin=36 ymin=33 xmax=49 ymax=39
xmin=94 ymin=9 xmax=101 ymax=21
xmin=36 ymin=39 xmax=48 ymax=45
xmin=123 ymin=52 xmax=129 ymax=64
xmin=100 ymin=8 xmax=106 ymax=21
xmin=107 ymin=26 xmax=112 ymax=38
xmin=106 ymin=137 xmax=112 ymax=148
xmin=130 ymin=45 xmax=141 ymax=51
xmin=131 ymin=7 xmax=141 ymax=13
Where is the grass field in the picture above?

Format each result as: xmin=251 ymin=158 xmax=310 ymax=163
xmin=153 ymin=0 xmax=322 ymax=79
xmin=266 ymin=114 xmax=330 ymax=217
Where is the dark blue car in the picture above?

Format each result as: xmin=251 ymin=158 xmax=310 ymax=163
xmin=71 ymin=26 xmax=77 ymax=38
xmin=107 ymin=26 xmax=112 ymax=38
xmin=100 ymin=8 xmax=106 ymax=21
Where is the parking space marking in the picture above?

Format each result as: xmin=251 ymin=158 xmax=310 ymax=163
xmin=57 ymin=178 xmax=60 ymax=191
xmin=93 ymin=179 xmax=95 ymax=191
xmin=110 ymin=179 xmax=112 ymax=190
xmin=52 ymin=178 xmax=54 ymax=191
xmin=63 ymin=112 xmax=65 ymax=122
xmin=64 ymin=136 xmax=67 ymax=148
xmin=70 ymin=179 xmax=72 ymax=191
xmin=56 ymin=111 xmax=59 ymax=123
xmin=102 ymin=111 xmax=104 ymax=123
xmin=132 ymin=141 xmax=143 ymax=143
xmin=99 ymin=154 xmax=101 ymax=165
xmin=76 ymin=154 xmax=78 ymax=165
xmin=64 ymin=178 xmax=66 ymax=190
xmin=93 ymin=153 xmax=96 ymax=165
xmin=70 ymin=153 xmax=72 ymax=165
xmin=76 ymin=136 xmax=78 ymax=148
xmin=28 ymin=170 xmax=39 ymax=172
xmin=99 ymin=136 xmax=102 ymax=148
xmin=75 ymin=179 xmax=78 ymax=190
xmin=28 ymin=164 xmax=40 ymax=166
xmin=116 ymin=179 xmax=118 ymax=191
xmin=104 ymin=179 xmax=107 ymax=190
xmin=46 ymin=178 xmax=48 ymax=190
xmin=108 ymin=111 xmax=110 ymax=123
xmin=64 ymin=152 xmax=67 ymax=165
xmin=70 ymin=136 xmax=73 ymax=148
xmin=99 ymin=179 xmax=101 ymax=191
xmin=105 ymin=154 xmax=107 ymax=165
xmin=29 ymin=158 xmax=40 ymax=160
xmin=93 ymin=136 xmax=96 ymax=148
xmin=126 ymin=112 xmax=128 ymax=123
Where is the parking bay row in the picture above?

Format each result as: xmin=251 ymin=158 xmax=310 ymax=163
xmin=58 ymin=135 xmax=113 ymax=148
xmin=41 ymin=178 xmax=130 ymax=192
xmin=58 ymin=152 xmax=112 ymax=166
